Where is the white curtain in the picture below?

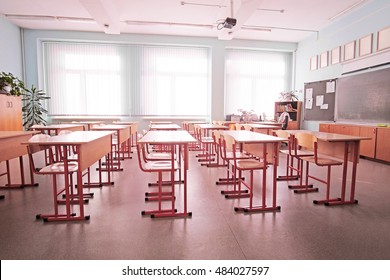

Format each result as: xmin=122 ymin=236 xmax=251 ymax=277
xmin=43 ymin=42 xmax=211 ymax=118
xmin=224 ymin=49 xmax=292 ymax=119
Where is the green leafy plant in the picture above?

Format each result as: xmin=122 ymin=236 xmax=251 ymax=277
xmin=22 ymin=86 xmax=51 ymax=130
xmin=0 ymin=72 xmax=27 ymax=96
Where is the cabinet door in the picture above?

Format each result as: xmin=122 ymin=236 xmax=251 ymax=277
xmin=319 ymin=123 xmax=332 ymax=132
xmin=332 ymin=124 xmax=359 ymax=136
xmin=376 ymin=128 xmax=390 ymax=162
xmin=0 ymin=95 xmax=23 ymax=131
xmin=359 ymin=126 xmax=376 ymax=158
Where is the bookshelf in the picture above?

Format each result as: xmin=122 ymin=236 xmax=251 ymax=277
xmin=274 ymin=101 xmax=302 ymax=130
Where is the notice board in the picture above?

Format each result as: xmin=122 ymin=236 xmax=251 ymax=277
xmin=303 ymin=79 xmax=336 ymax=121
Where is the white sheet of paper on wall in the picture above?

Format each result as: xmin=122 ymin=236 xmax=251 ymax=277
xmin=326 ymin=81 xmax=335 ymax=93
xmin=306 ymin=88 xmax=313 ymax=99
xmin=316 ymin=95 xmax=324 ymax=106
xmin=305 ymin=98 xmax=313 ymax=109
xmin=320 ymin=104 xmax=328 ymax=110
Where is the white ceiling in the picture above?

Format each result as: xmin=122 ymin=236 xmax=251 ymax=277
xmin=0 ymin=0 xmax=372 ymax=42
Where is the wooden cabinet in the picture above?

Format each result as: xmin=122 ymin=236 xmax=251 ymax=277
xmin=0 ymin=95 xmax=23 ymax=131
xmin=319 ymin=122 xmax=390 ymax=162
xmin=376 ymin=128 xmax=390 ymax=162
xmin=359 ymin=126 xmax=376 ymax=158
xmin=274 ymin=101 xmax=302 ymax=130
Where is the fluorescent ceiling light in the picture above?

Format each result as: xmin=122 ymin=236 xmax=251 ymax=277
xmin=5 ymin=14 xmax=56 ymax=21
xmin=57 ymin=17 xmax=95 ymax=23
xmin=256 ymin=8 xmax=285 ymax=13
xmin=180 ymin=1 xmax=226 ymax=8
xmin=5 ymin=14 xmax=95 ymax=23
xmin=242 ymin=25 xmax=272 ymax=32
xmin=123 ymin=20 xmax=214 ymax=29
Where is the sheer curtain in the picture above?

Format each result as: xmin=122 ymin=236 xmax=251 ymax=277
xmin=43 ymin=42 xmax=127 ymax=116
xmin=42 ymin=42 xmax=211 ymax=118
xmin=224 ymin=49 xmax=292 ymax=119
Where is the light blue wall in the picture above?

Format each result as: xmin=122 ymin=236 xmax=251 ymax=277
xmin=296 ymin=0 xmax=390 ymax=130
xmin=22 ymin=30 xmax=296 ymax=122
xmin=0 ymin=17 xmax=23 ymax=80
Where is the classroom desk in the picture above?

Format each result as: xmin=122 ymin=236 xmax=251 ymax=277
xmin=219 ymin=130 xmax=286 ymax=213
xmin=194 ymin=124 xmax=229 ymax=166
xmin=149 ymin=124 xmax=182 ymax=130
xmin=252 ymin=121 xmax=283 ymax=127
xmin=0 ymin=131 xmax=40 ymax=192
xmin=70 ymin=121 xmax=103 ymax=130
xmin=91 ymin=124 xmax=130 ymax=171
xmin=246 ymin=124 xmax=281 ymax=135
xmin=112 ymin=121 xmax=138 ymax=159
xmin=23 ymin=131 xmax=114 ymax=221
xmin=285 ymin=130 xmax=370 ymax=206
xmin=138 ymin=130 xmax=197 ymax=218
xmin=32 ymin=124 xmax=84 ymax=135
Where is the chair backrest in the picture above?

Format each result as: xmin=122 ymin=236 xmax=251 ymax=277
xmin=27 ymin=134 xmax=56 ymax=173
xmin=274 ymin=129 xmax=289 ymax=139
xmin=294 ymin=132 xmax=316 ymax=151
xmin=243 ymin=124 xmax=252 ymax=131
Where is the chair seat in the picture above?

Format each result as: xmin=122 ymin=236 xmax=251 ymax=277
xmin=146 ymin=152 xmax=173 ymax=160
xmin=201 ymin=136 xmax=214 ymax=143
xmin=144 ymin=160 xmax=178 ymax=171
xmin=39 ymin=162 xmax=79 ymax=173
xmin=225 ymin=151 xmax=249 ymax=160
xmin=236 ymin=159 xmax=265 ymax=170
xmin=291 ymin=150 xmax=314 ymax=157
xmin=302 ymin=156 xmax=343 ymax=166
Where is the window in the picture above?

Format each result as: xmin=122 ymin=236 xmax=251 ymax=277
xmin=224 ymin=49 xmax=292 ymax=118
xmin=136 ymin=46 xmax=210 ymax=117
xmin=42 ymin=42 xmax=211 ymax=118
xmin=43 ymin=42 xmax=126 ymax=116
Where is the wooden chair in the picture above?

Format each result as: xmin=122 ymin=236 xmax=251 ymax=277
xmin=27 ymin=134 xmax=85 ymax=222
xmin=194 ymin=125 xmax=215 ymax=164
xmin=222 ymin=134 xmax=268 ymax=212
xmin=286 ymin=132 xmax=318 ymax=193
xmin=295 ymin=132 xmax=343 ymax=204
xmin=136 ymin=142 xmax=178 ymax=217
xmin=274 ymin=130 xmax=299 ymax=181
xmin=216 ymin=133 xmax=249 ymax=198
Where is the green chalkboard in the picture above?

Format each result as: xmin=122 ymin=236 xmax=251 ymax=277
xmin=303 ymin=79 xmax=336 ymax=121
xmin=336 ymin=67 xmax=390 ymax=122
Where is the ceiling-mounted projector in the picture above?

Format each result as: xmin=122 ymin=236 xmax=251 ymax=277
xmin=223 ymin=17 xmax=237 ymax=29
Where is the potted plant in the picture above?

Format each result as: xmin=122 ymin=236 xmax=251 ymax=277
xmin=0 ymin=72 xmax=27 ymax=96
xmin=279 ymin=90 xmax=299 ymax=101
xmin=22 ymin=86 xmax=51 ymax=130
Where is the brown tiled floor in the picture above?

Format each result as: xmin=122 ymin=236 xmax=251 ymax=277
xmin=1 ymin=151 xmax=390 ymax=260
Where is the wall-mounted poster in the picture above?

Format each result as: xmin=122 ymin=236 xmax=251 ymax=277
xmin=320 ymin=51 xmax=328 ymax=68
xmin=310 ymin=55 xmax=318 ymax=70
xmin=331 ymin=46 xmax=341 ymax=64
xmin=344 ymin=41 xmax=355 ymax=61
xmin=359 ymin=34 xmax=373 ymax=56
xmin=377 ymin=26 xmax=390 ymax=51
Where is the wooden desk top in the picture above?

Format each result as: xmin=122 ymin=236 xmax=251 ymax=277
xmin=196 ymin=124 xmax=228 ymax=130
xmin=0 ymin=131 xmax=38 ymax=140
xmin=247 ymin=124 xmax=281 ymax=129
xmin=149 ymin=124 xmax=181 ymax=130
xmin=285 ymin=130 xmax=371 ymax=142
xmin=91 ymin=124 xmax=129 ymax=130
xmin=138 ymin=131 xmax=196 ymax=144
xmin=23 ymin=131 xmax=114 ymax=145
xmin=112 ymin=121 xmax=137 ymax=125
xmin=32 ymin=124 xmax=84 ymax=130
xmin=221 ymin=130 xmax=286 ymax=143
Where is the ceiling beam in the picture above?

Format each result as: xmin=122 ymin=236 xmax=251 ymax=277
xmin=218 ymin=0 xmax=264 ymax=40
xmin=80 ymin=0 xmax=120 ymax=34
